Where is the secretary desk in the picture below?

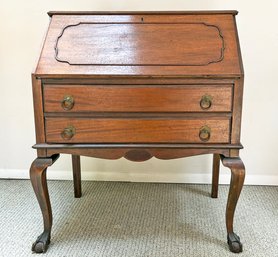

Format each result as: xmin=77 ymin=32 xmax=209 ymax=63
xmin=30 ymin=11 xmax=245 ymax=254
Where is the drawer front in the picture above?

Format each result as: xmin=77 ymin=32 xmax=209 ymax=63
xmin=43 ymin=85 xmax=232 ymax=113
xmin=45 ymin=118 xmax=230 ymax=143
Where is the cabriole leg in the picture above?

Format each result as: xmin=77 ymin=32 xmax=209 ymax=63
xmin=72 ymin=155 xmax=82 ymax=198
xmin=211 ymin=153 xmax=220 ymax=198
xmin=30 ymin=154 xmax=59 ymax=253
xmin=221 ymin=156 xmax=245 ymax=253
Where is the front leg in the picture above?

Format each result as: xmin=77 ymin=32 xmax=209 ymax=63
xmin=30 ymin=154 xmax=59 ymax=253
xmin=221 ymin=156 xmax=245 ymax=253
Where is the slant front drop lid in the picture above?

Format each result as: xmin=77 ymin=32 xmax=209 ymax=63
xmin=36 ymin=11 xmax=242 ymax=77
xmin=30 ymin=11 xmax=245 ymax=254
xmin=55 ymin=23 xmax=224 ymax=66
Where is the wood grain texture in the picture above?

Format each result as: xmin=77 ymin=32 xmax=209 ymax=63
xmin=32 ymin=74 xmax=46 ymax=156
xmin=55 ymin=23 xmax=224 ymax=66
xmin=45 ymin=117 xmax=230 ymax=143
xmin=30 ymin=11 xmax=245 ymax=254
xmin=43 ymin=78 xmax=236 ymax=85
xmin=44 ymin=84 xmax=232 ymax=113
xmin=46 ymin=148 xmax=230 ymax=161
xmin=35 ymin=13 xmax=242 ymax=77
xmin=231 ymin=78 xmax=244 ymax=144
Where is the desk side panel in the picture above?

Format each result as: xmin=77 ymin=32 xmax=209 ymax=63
xmin=32 ymin=75 xmax=47 ymax=156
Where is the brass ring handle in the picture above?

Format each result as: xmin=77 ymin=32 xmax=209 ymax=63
xmin=61 ymin=126 xmax=76 ymax=140
xmin=200 ymin=95 xmax=212 ymax=110
xmin=61 ymin=95 xmax=74 ymax=110
xmin=199 ymin=125 xmax=211 ymax=142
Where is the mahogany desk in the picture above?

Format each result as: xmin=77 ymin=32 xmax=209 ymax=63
xmin=30 ymin=11 xmax=245 ymax=254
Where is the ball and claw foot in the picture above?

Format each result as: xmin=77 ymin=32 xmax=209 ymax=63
xmin=227 ymin=232 xmax=243 ymax=253
xmin=31 ymin=232 xmax=50 ymax=253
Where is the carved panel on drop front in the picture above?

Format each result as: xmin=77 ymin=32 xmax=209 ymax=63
xmin=55 ymin=22 xmax=225 ymax=66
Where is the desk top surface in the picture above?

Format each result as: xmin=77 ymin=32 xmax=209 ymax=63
xmin=34 ymin=11 xmax=243 ymax=78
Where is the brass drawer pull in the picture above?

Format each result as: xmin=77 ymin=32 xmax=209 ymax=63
xmin=199 ymin=125 xmax=211 ymax=142
xmin=61 ymin=126 xmax=76 ymax=140
xmin=61 ymin=95 xmax=74 ymax=110
xmin=200 ymin=95 xmax=212 ymax=110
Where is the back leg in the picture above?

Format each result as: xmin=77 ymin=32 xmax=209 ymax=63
xmin=211 ymin=154 xmax=220 ymax=198
xmin=72 ymin=155 xmax=82 ymax=198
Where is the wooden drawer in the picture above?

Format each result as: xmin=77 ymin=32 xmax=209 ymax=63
xmin=43 ymin=85 xmax=232 ymax=113
xmin=45 ymin=117 xmax=230 ymax=143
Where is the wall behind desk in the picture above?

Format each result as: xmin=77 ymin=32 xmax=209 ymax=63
xmin=0 ymin=0 xmax=277 ymax=185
